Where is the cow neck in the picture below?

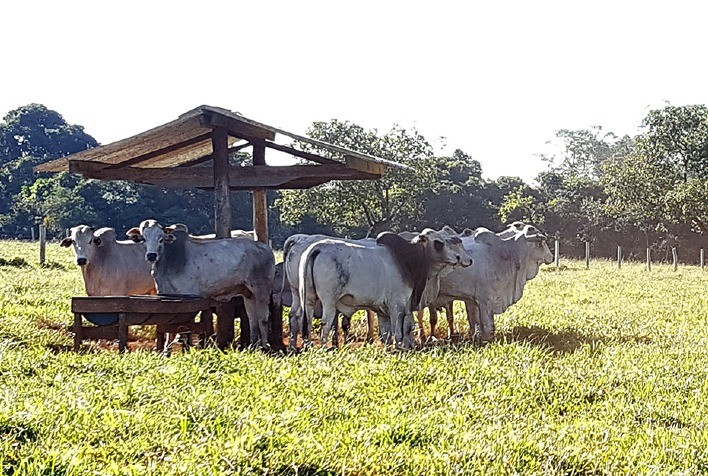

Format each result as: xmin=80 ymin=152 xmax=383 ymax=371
xmin=376 ymin=233 xmax=431 ymax=311
xmin=155 ymin=232 xmax=188 ymax=275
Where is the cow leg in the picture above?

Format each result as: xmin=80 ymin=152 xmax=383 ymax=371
xmin=415 ymin=309 xmax=426 ymax=342
xmin=288 ymin=289 xmax=303 ymax=351
xmin=465 ymin=299 xmax=479 ymax=339
xmin=428 ymin=305 xmax=438 ymax=341
xmin=243 ymin=294 xmax=270 ymax=350
xmin=331 ymin=313 xmax=340 ymax=348
xmin=378 ymin=313 xmax=392 ymax=346
xmin=445 ymin=302 xmax=455 ymax=339
xmin=319 ymin=302 xmax=338 ymax=349
xmin=341 ymin=313 xmax=351 ymax=344
xmin=478 ymin=304 xmax=495 ymax=343
xmin=235 ymin=298 xmax=251 ymax=349
xmin=365 ymin=309 xmax=376 ymax=343
xmin=402 ymin=311 xmax=415 ymax=350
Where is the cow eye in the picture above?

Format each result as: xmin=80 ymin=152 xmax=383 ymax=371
xmin=94 ymin=237 xmax=101 ymax=246
xmin=434 ymin=240 xmax=444 ymax=251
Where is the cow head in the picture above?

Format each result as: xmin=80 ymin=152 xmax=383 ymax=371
xmin=61 ymin=225 xmax=96 ymax=266
xmin=126 ymin=219 xmax=175 ymax=262
xmin=415 ymin=228 xmax=472 ymax=269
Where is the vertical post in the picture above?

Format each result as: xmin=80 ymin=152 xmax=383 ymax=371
xmin=554 ymin=239 xmax=560 ymax=268
xmin=39 ymin=224 xmax=47 ymax=265
xmin=251 ymin=139 xmax=268 ymax=244
xmin=66 ymin=228 xmax=70 ymax=238
xmin=585 ymin=241 xmax=590 ymax=269
xmin=701 ymin=248 xmax=705 ymax=270
xmin=617 ymin=245 xmax=622 ymax=269
xmin=646 ymin=248 xmax=651 ymax=271
xmin=212 ymin=127 xmax=231 ymax=239
xmin=672 ymin=247 xmax=678 ymax=271
xmin=31 ymin=227 xmax=35 ymax=241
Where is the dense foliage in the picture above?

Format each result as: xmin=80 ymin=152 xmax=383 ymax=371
xmin=0 ymin=103 xmax=706 ymax=256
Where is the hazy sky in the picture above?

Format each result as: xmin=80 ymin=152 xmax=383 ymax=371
xmin=3 ymin=0 xmax=707 ymax=182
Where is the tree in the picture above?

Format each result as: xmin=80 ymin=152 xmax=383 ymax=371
xmin=276 ymin=120 xmax=438 ymax=237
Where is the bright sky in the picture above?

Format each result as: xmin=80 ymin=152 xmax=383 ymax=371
xmin=3 ymin=0 xmax=708 ymax=182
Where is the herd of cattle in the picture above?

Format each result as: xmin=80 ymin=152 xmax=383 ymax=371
xmin=60 ymin=219 xmax=553 ymax=350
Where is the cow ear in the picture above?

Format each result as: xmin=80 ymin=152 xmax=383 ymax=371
xmin=434 ymin=239 xmax=444 ymax=251
xmin=164 ymin=227 xmax=175 ymax=235
xmin=126 ymin=227 xmax=141 ymax=238
xmin=60 ymin=238 xmax=73 ymax=247
xmin=417 ymin=234 xmax=428 ymax=243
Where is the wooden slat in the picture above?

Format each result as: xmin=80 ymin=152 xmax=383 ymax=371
xmin=176 ymin=142 xmax=252 ymax=168
xmin=264 ymin=141 xmax=342 ymax=165
xmin=72 ymin=296 xmax=211 ymax=313
xmin=201 ymin=111 xmax=276 ymax=141
xmin=104 ymin=133 xmax=213 ymax=169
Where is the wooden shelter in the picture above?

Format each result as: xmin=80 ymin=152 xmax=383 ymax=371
xmin=37 ymin=105 xmax=407 ymax=349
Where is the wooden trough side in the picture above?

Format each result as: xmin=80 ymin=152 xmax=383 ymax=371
xmin=71 ymin=295 xmax=214 ymax=352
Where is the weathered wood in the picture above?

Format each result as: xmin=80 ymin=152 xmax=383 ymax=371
xmin=345 ymin=155 xmax=387 ymax=175
xmin=265 ymin=141 xmax=341 ymax=165
xmin=118 ymin=313 xmax=129 ymax=352
xmin=39 ymin=224 xmax=46 ymax=265
xmin=585 ymin=241 xmax=590 ymax=269
xmin=103 ymin=133 xmax=213 ymax=169
xmin=617 ymin=246 xmax=622 ymax=269
xmin=69 ymin=160 xmax=380 ymax=189
xmin=176 ymin=141 xmax=251 ymax=168
xmin=647 ymin=248 xmax=651 ymax=271
xmin=701 ymin=248 xmax=705 ymax=270
xmin=31 ymin=227 xmax=35 ymax=241
xmin=672 ymin=247 xmax=678 ymax=271
xmin=554 ymin=239 xmax=560 ymax=268
xmin=73 ymin=313 xmax=83 ymax=351
xmin=253 ymin=190 xmax=268 ymax=243
xmin=202 ymin=111 xmax=276 ymax=141
xmin=212 ymin=127 xmax=231 ymax=239
xmin=72 ymin=296 xmax=211 ymax=314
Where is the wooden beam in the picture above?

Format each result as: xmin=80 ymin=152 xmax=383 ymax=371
xmin=69 ymin=161 xmax=380 ymax=189
xmin=176 ymin=142 xmax=252 ymax=168
xmin=251 ymin=140 xmax=268 ymax=244
xmin=201 ymin=111 xmax=276 ymax=141
xmin=212 ymin=128 xmax=231 ymax=239
xmin=264 ymin=141 xmax=341 ymax=165
xmin=345 ymin=155 xmax=387 ymax=175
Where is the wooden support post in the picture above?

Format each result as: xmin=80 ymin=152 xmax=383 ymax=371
xmin=73 ymin=313 xmax=83 ymax=351
xmin=212 ymin=127 xmax=231 ymax=239
xmin=31 ymin=227 xmax=35 ymax=241
xmin=585 ymin=241 xmax=590 ymax=269
xmin=118 ymin=313 xmax=128 ymax=353
xmin=39 ymin=224 xmax=46 ymax=265
xmin=253 ymin=190 xmax=268 ymax=243
xmin=701 ymin=248 xmax=705 ymax=270
xmin=554 ymin=239 xmax=560 ymax=268
xmin=672 ymin=247 xmax=678 ymax=271
xmin=617 ymin=245 xmax=622 ymax=269
xmin=646 ymin=248 xmax=651 ymax=271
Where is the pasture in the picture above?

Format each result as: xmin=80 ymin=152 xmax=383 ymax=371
xmin=1 ymin=239 xmax=708 ymax=475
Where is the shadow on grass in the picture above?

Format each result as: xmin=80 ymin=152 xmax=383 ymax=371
xmin=497 ymin=325 xmax=652 ymax=354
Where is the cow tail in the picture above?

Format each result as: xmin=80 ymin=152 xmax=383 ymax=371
xmin=280 ymin=238 xmax=295 ymax=305
xmin=300 ymin=248 xmax=321 ymax=326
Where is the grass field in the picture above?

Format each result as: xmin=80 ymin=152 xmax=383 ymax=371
xmin=1 ymin=239 xmax=708 ymax=475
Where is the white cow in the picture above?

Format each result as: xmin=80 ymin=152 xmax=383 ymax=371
xmin=61 ymin=225 xmax=156 ymax=296
xmin=430 ymin=222 xmax=553 ymax=342
xmin=168 ymin=223 xmax=256 ymax=241
xmin=298 ymin=229 xmax=472 ymax=349
xmin=126 ymin=219 xmax=275 ymax=348
xmin=281 ymin=234 xmax=377 ymax=350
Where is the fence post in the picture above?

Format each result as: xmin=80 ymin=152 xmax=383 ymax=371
xmin=646 ymin=248 xmax=651 ymax=271
xmin=585 ymin=241 xmax=590 ymax=269
xmin=617 ymin=245 xmax=622 ymax=269
xmin=39 ymin=224 xmax=47 ymax=265
xmin=66 ymin=228 xmax=70 ymax=238
xmin=31 ymin=227 xmax=35 ymax=241
xmin=701 ymin=248 xmax=705 ymax=270
xmin=554 ymin=239 xmax=560 ymax=268
xmin=672 ymin=247 xmax=678 ymax=271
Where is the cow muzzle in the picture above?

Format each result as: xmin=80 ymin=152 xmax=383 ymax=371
xmin=146 ymin=252 xmax=157 ymax=262
xmin=76 ymin=258 xmax=87 ymax=266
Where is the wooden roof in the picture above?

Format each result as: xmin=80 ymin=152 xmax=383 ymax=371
xmin=35 ymin=105 xmax=409 ymax=190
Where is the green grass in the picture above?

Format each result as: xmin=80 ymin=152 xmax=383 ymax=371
xmin=1 ymin=240 xmax=708 ymax=475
